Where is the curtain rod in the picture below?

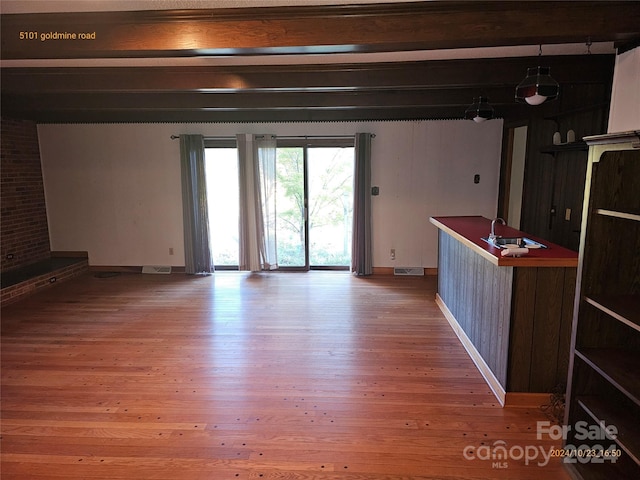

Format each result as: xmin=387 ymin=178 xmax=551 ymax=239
xmin=170 ymin=134 xmax=375 ymax=140
xmin=276 ymin=134 xmax=375 ymax=140
xmin=170 ymin=135 xmax=235 ymax=140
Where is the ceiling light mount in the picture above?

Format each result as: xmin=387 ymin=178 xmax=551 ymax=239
xmin=465 ymin=96 xmax=494 ymax=123
xmin=515 ymin=45 xmax=559 ymax=105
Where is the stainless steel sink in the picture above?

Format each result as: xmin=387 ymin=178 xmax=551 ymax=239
xmin=481 ymin=237 xmax=547 ymax=249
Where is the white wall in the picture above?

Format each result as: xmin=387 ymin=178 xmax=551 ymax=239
xmin=507 ymin=125 xmax=527 ymax=229
xmin=608 ymin=46 xmax=640 ymax=132
xmin=38 ymin=119 xmax=503 ymax=268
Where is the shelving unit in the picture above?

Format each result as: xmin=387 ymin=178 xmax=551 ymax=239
xmin=564 ymin=131 xmax=640 ymax=480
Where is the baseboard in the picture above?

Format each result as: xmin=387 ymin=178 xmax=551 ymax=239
xmin=371 ymin=267 xmax=437 ymax=276
xmin=88 ymin=265 xmax=430 ymax=277
xmin=90 ymin=265 xmax=186 ymax=273
xmin=372 ymin=267 xmax=395 ymax=275
xmin=435 ymin=293 xmax=506 ymax=406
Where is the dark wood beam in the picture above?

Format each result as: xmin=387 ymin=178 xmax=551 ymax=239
xmin=0 ymin=98 xmax=592 ymax=124
xmin=2 ymin=88 xmax=521 ymax=112
xmin=0 ymin=56 xmax=615 ymax=94
xmin=0 ymin=55 xmax=614 ymax=123
xmin=0 ymin=106 xmax=501 ymax=124
xmin=2 ymin=1 xmax=639 ymax=59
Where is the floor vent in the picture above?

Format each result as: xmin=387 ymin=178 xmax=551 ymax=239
xmin=142 ymin=265 xmax=172 ymax=274
xmin=393 ymin=267 xmax=424 ymax=276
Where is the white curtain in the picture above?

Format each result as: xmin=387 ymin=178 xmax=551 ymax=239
xmin=352 ymin=133 xmax=373 ymax=276
xmin=179 ymin=134 xmax=214 ymax=274
xmin=238 ymin=134 xmax=278 ymax=272
xmin=255 ymin=135 xmax=278 ymax=270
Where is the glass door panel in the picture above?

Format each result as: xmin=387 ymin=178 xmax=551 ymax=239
xmin=204 ymin=147 xmax=240 ymax=267
xmin=308 ymin=147 xmax=354 ymax=268
xmin=275 ymin=147 xmax=306 ymax=268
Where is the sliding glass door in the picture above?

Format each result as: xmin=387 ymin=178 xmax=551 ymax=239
xmin=276 ymin=141 xmax=354 ymax=270
xmin=205 ymin=138 xmax=354 ymax=270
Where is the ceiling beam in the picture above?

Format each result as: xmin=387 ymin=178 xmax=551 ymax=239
xmin=0 ymin=2 xmax=625 ymax=123
xmin=0 ymin=106 xmax=513 ymax=124
xmin=0 ymin=54 xmax=615 ymax=123
xmin=2 ymin=1 xmax=639 ymax=59
xmin=0 ymin=56 xmax=615 ymax=94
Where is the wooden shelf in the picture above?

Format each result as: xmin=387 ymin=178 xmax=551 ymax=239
xmin=576 ymin=349 xmax=640 ymax=407
xmin=595 ymin=209 xmax=640 ymax=222
xmin=578 ymin=396 xmax=640 ymax=465
xmin=585 ymin=295 xmax=640 ymax=333
xmin=540 ymin=141 xmax=588 ymax=154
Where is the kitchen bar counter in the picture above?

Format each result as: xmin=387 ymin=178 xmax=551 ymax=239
xmin=430 ymin=216 xmax=577 ymax=406
xmin=430 ymin=216 xmax=578 ymax=267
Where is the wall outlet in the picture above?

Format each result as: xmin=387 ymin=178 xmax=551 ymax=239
xmin=169 ymin=247 xmax=174 ymax=255
xmin=565 ymin=208 xmax=571 ymax=221
xmin=390 ymin=248 xmax=396 ymax=260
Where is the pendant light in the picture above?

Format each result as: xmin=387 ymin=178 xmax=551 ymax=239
xmin=465 ymin=96 xmax=494 ymax=123
xmin=515 ymin=46 xmax=559 ymax=105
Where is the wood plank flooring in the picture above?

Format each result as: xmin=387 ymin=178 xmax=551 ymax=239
xmin=1 ymin=271 xmax=570 ymax=479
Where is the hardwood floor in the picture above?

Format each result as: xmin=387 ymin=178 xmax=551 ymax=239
xmin=1 ymin=271 xmax=570 ymax=479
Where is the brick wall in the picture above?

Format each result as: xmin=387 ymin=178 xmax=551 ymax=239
xmin=1 ymin=117 xmax=51 ymax=272
xmin=1 ymin=259 xmax=88 ymax=307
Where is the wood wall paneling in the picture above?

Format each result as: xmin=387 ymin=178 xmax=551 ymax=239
xmin=520 ymin=117 xmax=558 ymax=239
xmin=516 ymin=81 xmax=613 ymax=251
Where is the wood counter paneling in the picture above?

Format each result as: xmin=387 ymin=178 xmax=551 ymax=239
xmin=508 ymin=267 xmax=576 ymax=392
xmin=433 ymin=216 xmax=577 ymax=400
xmin=437 ymin=230 xmax=512 ymax=387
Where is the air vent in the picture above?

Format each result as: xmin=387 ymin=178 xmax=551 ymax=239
xmin=393 ymin=267 xmax=424 ymax=276
xmin=142 ymin=265 xmax=172 ymax=274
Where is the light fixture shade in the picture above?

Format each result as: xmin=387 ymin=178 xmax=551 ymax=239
xmin=465 ymin=96 xmax=494 ymax=122
xmin=515 ymin=66 xmax=559 ymax=105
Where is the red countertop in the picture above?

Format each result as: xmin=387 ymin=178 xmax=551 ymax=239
xmin=430 ymin=216 xmax=578 ymax=267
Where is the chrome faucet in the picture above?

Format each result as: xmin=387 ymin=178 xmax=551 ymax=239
xmin=489 ymin=217 xmax=506 ymax=243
